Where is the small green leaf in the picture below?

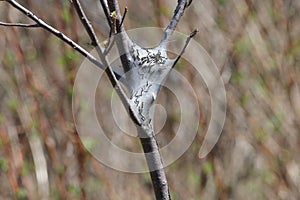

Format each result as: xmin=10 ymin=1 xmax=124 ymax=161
xmin=217 ymin=0 xmax=227 ymax=6
xmin=233 ymin=36 xmax=252 ymax=56
xmin=202 ymin=160 xmax=213 ymax=174
xmin=62 ymin=2 xmax=72 ymax=24
xmin=110 ymin=11 xmax=117 ymax=18
xmin=17 ymin=188 xmax=27 ymax=199
xmin=7 ymin=98 xmax=19 ymax=111
xmin=0 ymin=113 xmax=5 ymax=122
xmin=81 ymin=137 xmax=97 ymax=152
xmin=67 ymin=184 xmax=80 ymax=195
xmin=0 ymin=158 xmax=8 ymax=172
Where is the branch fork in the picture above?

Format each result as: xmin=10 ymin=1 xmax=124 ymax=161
xmin=0 ymin=0 xmax=195 ymax=199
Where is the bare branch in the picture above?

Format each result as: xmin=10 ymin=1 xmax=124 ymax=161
xmin=139 ymin=134 xmax=171 ymax=200
xmin=160 ymin=0 xmax=193 ymax=47
xmin=107 ymin=0 xmax=122 ymax=32
xmin=3 ymin=0 xmax=106 ymax=70
xmin=0 ymin=21 xmax=39 ymax=27
xmin=99 ymin=0 xmax=112 ymax=30
xmin=107 ymin=0 xmax=132 ymax=73
xmin=99 ymin=0 xmax=114 ymax=51
xmin=71 ymin=0 xmax=140 ymax=125
xmin=102 ymin=6 xmax=127 ymax=55
xmin=105 ymin=1 xmax=194 ymax=199
xmin=72 ymin=0 xmax=99 ymax=46
xmin=1 ymin=1 xmax=196 ymax=200
xmin=118 ymin=7 xmax=128 ymax=30
xmin=103 ymin=36 xmax=115 ymax=55
xmin=172 ymin=29 xmax=198 ymax=68
xmin=72 ymin=0 xmax=107 ymax=60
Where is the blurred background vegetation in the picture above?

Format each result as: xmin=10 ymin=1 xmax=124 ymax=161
xmin=0 ymin=0 xmax=300 ymax=199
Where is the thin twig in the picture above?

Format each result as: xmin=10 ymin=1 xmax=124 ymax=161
xmin=103 ymin=6 xmax=127 ymax=55
xmin=72 ymin=0 xmax=99 ymax=46
xmin=160 ymin=0 xmax=192 ymax=47
xmin=0 ymin=1 xmax=122 ymax=77
xmin=118 ymin=7 xmax=127 ymax=30
xmin=0 ymin=22 xmax=39 ymax=27
xmin=99 ymin=0 xmax=114 ymax=51
xmin=172 ymin=29 xmax=198 ymax=68
xmin=107 ymin=0 xmax=132 ymax=73
xmin=1 ymin=1 xmax=195 ymax=200
xmin=72 ymin=0 xmax=141 ymax=125
xmin=2 ymin=0 xmax=103 ymax=70
xmin=99 ymin=0 xmax=112 ymax=29
xmin=103 ymin=35 xmax=115 ymax=55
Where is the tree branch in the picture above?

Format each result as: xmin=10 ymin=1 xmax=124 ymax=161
xmin=103 ymin=6 xmax=127 ymax=55
xmin=107 ymin=0 xmax=132 ymax=73
xmin=98 ymin=0 xmax=115 ymax=54
xmin=172 ymin=29 xmax=198 ymax=68
xmin=0 ymin=0 xmax=139 ymax=122
xmin=118 ymin=7 xmax=128 ymax=30
xmin=103 ymin=6 xmax=127 ymax=56
xmin=139 ymin=131 xmax=171 ymax=200
xmin=72 ymin=0 xmax=141 ymax=125
xmin=72 ymin=0 xmax=99 ymax=47
xmin=160 ymin=0 xmax=193 ymax=47
xmin=0 ymin=21 xmax=39 ymax=27
xmin=1 ymin=0 xmax=103 ymax=71
xmin=99 ymin=0 xmax=112 ymax=30
xmin=1 ymin=1 xmax=196 ymax=200
xmin=103 ymin=35 xmax=116 ymax=55
xmin=104 ymin=1 xmax=195 ymax=199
